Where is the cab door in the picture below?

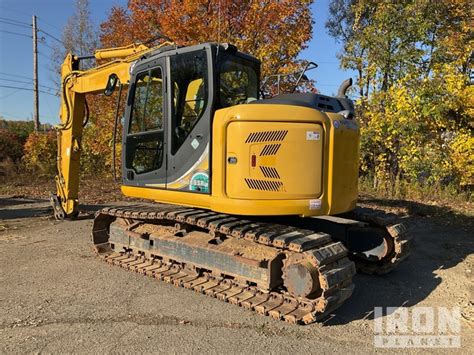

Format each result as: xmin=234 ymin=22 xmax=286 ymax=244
xmin=123 ymin=63 xmax=167 ymax=188
xmin=166 ymin=48 xmax=212 ymax=193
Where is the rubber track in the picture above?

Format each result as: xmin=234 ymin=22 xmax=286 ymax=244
xmin=346 ymin=207 xmax=413 ymax=275
xmin=92 ymin=204 xmax=356 ymax=325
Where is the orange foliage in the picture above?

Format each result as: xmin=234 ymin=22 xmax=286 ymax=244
xmin=100 ymin=0 xmax=313 ymax=77
xmin=79 ymin=0 xmax=313 ymax=177
xmin=22 ymin=131 xmax=57 ymax=176
xmin=80 ymin=92 xmax=125 ymax=178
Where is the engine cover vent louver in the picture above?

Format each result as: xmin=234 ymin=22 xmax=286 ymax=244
xmin=245 ymin=178 xmax=283 ymax=192
xmin=260 ymin=144 xmax=281 ymax=156
xmin=245 ymin=130 xmax=288 ymax=143
xmin=260 ymin=166 xmax=280 ymax=179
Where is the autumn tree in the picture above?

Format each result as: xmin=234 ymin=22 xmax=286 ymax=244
xmin=22 ymin=131 xmax=57 ymax=176
xmin=100 ymin=0 xmax=313 ymax=79
xmin=70 ymin=0 xmax=315 ymax=178
xmin=327 ymin=0 xmax=473 ymax=194
xmin=0 ymin=129 xmax=23 ymax=162
xmin=49 ymin=0 xmax=120 ymax=178
xmin=326 ymin=0 xmax=370 ymax=98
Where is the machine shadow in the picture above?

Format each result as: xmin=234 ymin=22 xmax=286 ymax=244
xmin=0 ymin=198 xmax=51 ymax=220
xmin=0 ymin=198 xmax=110 ymax=220
xmin=0 ymin=197 xmax=46 ymax=207
xmin=323 ymin=201 xmax=473 ymax=326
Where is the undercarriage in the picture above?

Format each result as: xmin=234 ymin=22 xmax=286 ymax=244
xmin=91 ymin=204 xmax=411 ymax=324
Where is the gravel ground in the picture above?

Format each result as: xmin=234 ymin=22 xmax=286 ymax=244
xmin=0 ymin=197 xmax=472 ymax=354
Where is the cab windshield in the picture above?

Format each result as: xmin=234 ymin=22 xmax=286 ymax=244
xmin=218 ymin=54 xmax=259 ymax=108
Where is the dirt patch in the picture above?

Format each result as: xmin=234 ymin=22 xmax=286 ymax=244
xmin=0 ymin=177 xmax=134 ymax=205
xmin=1 ymin=194 xmax=472 ymax=353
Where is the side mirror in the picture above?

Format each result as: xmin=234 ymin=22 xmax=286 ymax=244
xmin=104 ymin=74 xmax=119 ymax=96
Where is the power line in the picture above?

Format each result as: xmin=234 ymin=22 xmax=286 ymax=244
xmin=38 ymin=39 xmax=56 ymax=51
xmin=0 ymin=10 xmax=63 ymax=40
xmin=0 ymin=77 xmax=57 ymax=91
xmin=0 ymin=84 xmax=57 ymax=96
xmin=0 ymin=83 xmax=29 ymax=100
xmin=0 ymin=84 xmax=33 ymax=91
xmin=0 ymin=19 xmax=32 ymax=29
xmin=0 ymin=29 xmax=31 ymax=38
xmin=38 ymin=28 xmax=63 ymax=44
xmin=0 ymin=16 xmax=30 ymax=26
xmin=0 ymin=6 xmax=32 ymax=19
xmin=0 ymin=71 xmax=32 ymax=81
xmin=0 ymin=77 xmax=33 ymax=86
xmin=37 ymin=16 xmax=62 ymax=32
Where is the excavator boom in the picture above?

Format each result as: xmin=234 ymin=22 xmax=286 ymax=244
xmin=51 ymin=42 xmax=173 ymax=218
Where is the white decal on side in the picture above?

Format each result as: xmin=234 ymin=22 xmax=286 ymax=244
xmin=309 ymin=199 xmax=322 ymax=210
xmin=306 ymin=131 xmax=320 ymax=140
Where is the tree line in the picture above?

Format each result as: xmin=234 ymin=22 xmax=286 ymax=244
xmin=327 ymin=0 xmax=472 ymax=194
xmin=2 ymin=0 xmax=472 ymax=199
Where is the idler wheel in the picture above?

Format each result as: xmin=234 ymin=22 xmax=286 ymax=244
xmin=283 ymin=256 xmax=321 ymax=298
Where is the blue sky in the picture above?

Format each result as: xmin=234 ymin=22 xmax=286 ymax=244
xmin=0 ymin=0 xmax=353 ymax=124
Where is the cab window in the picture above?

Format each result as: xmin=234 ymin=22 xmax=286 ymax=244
xmin=127 ymin=68 xmax=164 ymax=174
xmin=219 ymin=55 xmax=259 ymax=107
xmin=130 ymin=68 xmax=163 ymax=133
xmin=170 ymin=50 xmax=208 ymax=154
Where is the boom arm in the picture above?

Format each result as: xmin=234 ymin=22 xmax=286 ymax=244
xmin=51 ymin=42 xmax=171 ymax=219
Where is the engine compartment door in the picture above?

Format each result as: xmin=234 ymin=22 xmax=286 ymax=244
xmin=226 ymin=121 xmax=324 ymax=200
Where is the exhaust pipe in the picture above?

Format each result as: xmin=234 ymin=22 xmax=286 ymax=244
xmin=337 ymin=78 xmax=352 ymax=97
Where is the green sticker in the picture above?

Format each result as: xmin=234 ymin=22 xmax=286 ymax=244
xmin=189 ymin=172 xmax=209 ymax=193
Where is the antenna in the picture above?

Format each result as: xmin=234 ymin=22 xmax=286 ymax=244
xmin=216 ymin=0 xmax=221 ymax=57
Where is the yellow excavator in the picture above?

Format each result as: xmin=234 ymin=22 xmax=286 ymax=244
xmin=50 ymin=41 xmax=411 ymax=324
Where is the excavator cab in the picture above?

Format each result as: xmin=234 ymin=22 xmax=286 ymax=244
xmin=123 ymin=44 xmax=260 ymax=194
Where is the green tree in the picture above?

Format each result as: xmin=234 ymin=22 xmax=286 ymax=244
xmin=0 ymin=119 xmax=35 ymax=143
xmin=327 ymin=0 xmax=473 ymax=193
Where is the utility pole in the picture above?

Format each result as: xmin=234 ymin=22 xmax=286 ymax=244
xmin=32 ymin=15 xmax=39 ymax=132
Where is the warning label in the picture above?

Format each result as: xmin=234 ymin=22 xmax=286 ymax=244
xmin=309 ymin=199 xmax=322 ymax=210
xmin=306 ymin=131 xmax=320 ymax=141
